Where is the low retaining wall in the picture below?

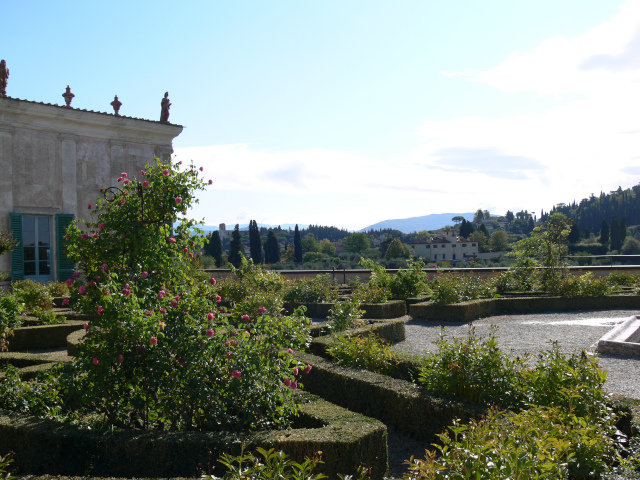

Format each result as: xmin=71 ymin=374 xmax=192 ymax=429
xmin=0 ymin=391 xmax=388 ymax=479
xmin=410 ymin=295 xmax=640 ymax=322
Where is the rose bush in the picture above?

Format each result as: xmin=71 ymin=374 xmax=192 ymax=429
xmin=58 ymin=158 xmax=311 ymax=431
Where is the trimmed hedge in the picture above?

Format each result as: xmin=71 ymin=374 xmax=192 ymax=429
xmin=0 ymin=391 xmax=388 ymax=479
xmin=309 ymin=318 xmax=406 ymax=358
xmin=8 ymin=321 xmax=86 ymax=351
xmin=295 ymin=351 xmax=483 ymax=443
xmin=410 ymin=295 xmax=640 ymax=322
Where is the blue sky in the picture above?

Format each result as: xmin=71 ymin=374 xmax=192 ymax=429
xmin=5 ymin=1 xmax=640 ymax=230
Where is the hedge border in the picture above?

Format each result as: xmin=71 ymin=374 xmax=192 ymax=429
xmin=8 ymin=321 xmax=86 ymax=351
xmin=410 ymin=295 xmax=640 ymax=322
xmin=284 ymin=300 xmax=406 ymax=319
xmin=0 ymin=390 xmax=388 ymax=479
xmin=295 ymin=351 xmax=484 ymax=443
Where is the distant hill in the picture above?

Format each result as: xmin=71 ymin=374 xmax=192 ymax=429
xmin=360 ymin=213 xmax=475 ymax=234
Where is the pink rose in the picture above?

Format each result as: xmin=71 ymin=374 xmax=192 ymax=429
xmin=150 ymin=337 xmax=158 ymax=345
xmin=158 ymin=290 xmax=165 ymax=299
xmin=92 ymin=357 xmax=99 ymax=365
xmin=169 ymin=237 xmax=176 ymax=243
xmin=72 ymin=272 xmax=80 ymax=278
xmin=142 ymin=180 xmax=149 ymax=187
xmin=199 ymin=166 xmax=204 ymax=171
xmin=98 ymin=223 xmax=104 ymax=230
xmin=62 ymin=298 xmax=69 ymax=306
xmin=83 ymin=322 xmax=89 ymax=329
xmin=284 ymin=378 xmax=291 ymax=387
xmin=103 ymin=289 xmax=110 ymax=296
xmin=304 ymin=364 xmax=313 ymax=374
xmin=79 ymin=285 xmax=86 ymax=294
xmin=160 ymin=308 xmax=167 ymax=315
xmin=227 ymin=352 xmax=232 ymax=359
xmin=183 ymin=247 xmax=188 ymax=253
xmin=171 ymin=301 xmax=178 ymax=309
xmin=117 ymin=177 xmax=123 ymax=183
xmin=141 ymin=170 xmax=146 ymax=176
xmin=101 ymin=263 xmax=108 ymax=272
xmin=232 ymin=370 xmax=242 ymax=378
xmin=207 ymin=312 xmax=214 ymax=320
xmin=142 ymin=271 xmax=148 ymax=278
xmin=146 ymin=310 xmax=153 ymax=316
xmin=118 ymin=355 xmax=124 ymax=363
xmin=159 ymin=321 xmax=165 ymax=328
xmin=293 ymin=367 xmax=299 ymax=376
xmin=88 ymin=204 xmax=92 ymax=210
xmin=175 ymin=197 xmax=182 ymax=204
xmin=287 ymin=348 xmax=293 ymax=354
xmin=241 ymin=314 xmax=250 ymax=322
xmin=123 ymin=179 xmax=130 ymax=185
xmin=206 ymin=328 xmax=214 ymax=338
xmin=216 ymin=295 xmax=222 ymax=303
xmin=66 ymin=278 xmax=73 ymax=286
xmin=258 ymin=306 xmax=267 ymax=313
xmin=291 ymin=381 xmax=298 ymax=390
xmin=121 ymin=172 xmax=127 ymax=177
xmin=82 ymin=234 xmax=89 ymax=241
xmin=98 ymin=306 xmax=104 ymax=315
xmin=210 ymin=277 xmax=217 ymax=286
xmin=188 ymin=252 xmax=193 ymax=258
xmin=162 ymin=169 xmax=170 ymax=176
xmin=208 ymin=179 xmax=213 ymax=185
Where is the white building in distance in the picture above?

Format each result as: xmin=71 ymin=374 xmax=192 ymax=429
xmin=411 ymin=228 xmax=478 ymax=262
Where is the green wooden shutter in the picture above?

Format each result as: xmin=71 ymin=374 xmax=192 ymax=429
xmin=9 ymin=212 xmax=23 ymax=281
xmin=56 ymin=214 xmax=75 ymax=281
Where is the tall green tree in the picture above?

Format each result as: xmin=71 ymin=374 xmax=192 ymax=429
xmin=620 ymin=217 xmax=627 ymax=246
xmin=600 ymin=220 xmax=609 ymax=244
xmin=228 ymin=224 xmax=243 ymax=268
xmin=460 ymin=219 xmax=475 ymax=238
xmin=489 ymin=230 xmax=509 ymax=252
xmin=248 ymin=220 xmax=263 ymax=264
xmin=611 ymin=217 xmax=621 ymax=252
xmin=265 ymin=230 xmax=280 ymax=264
xmin=205 ymin=231 xmax=224 ymax=267
xmin=344 ymin=232 xmax=371 ymax=254
xmin=568 ymin=222 xmax=580 ymax=243
xmin=385 ymin=238 xmax=411 ymax=259
xmin=294 ymin=224 xmax=303 ymax=263
xmin=505 ymin=210 xmax=514 ymax=223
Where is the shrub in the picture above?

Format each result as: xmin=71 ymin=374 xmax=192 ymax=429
xmin=0 ymin=295 xmax=23 ymax=351
xmin=46 ymin=281 xmax=70 ymax=297
xmin=406 ymin=405 xmax=619 ymax=480
xmin=353 ymin=283 xmax=388 ymax=303
xmin=11 ymin=280 xmax=53 ymax=311
xmin=219 ymin=258 xmax=285 ymax=304
xmin=327 ymin=296 xmax=365 ymax=332
xmin=283 ymin=274 xmax=338 ymax=303
xmin=0 ymin=365 xmax=63 ymax=417
xmin=606 ymin=272 xmax=640 ymax=287
xmin=31 ymin=307 xmax=66 ymax=325
xmin=555 ymin=272 xmax=614 ymax=297
xmin=430 ymin=274 xmax=496 ymax=305
xmin=327 ymin=333 xmax=398 ymax=375
xmin=359 ymin=257 xmax=390 ymax=289
xmin=388 ymin=259 xmax=428 ymax=298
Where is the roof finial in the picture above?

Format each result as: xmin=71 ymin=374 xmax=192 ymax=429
xmin=110 ymin=95 xmax=122 ymax=116
xmin=160 ymin=92 xmax=171 ymax=123
xmin=62 ymin=86 xmax=75 ymax=108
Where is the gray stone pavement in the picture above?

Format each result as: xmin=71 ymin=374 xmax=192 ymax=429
xmin=392 ymin=309 xmax=640 ymax=400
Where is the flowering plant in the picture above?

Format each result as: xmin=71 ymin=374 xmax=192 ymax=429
xmin=61 ymin=158 xmax=310 ymax=431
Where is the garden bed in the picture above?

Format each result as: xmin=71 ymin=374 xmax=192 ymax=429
xmin=0 ymin=390 xmax=388 ymax=479
xmin=284 ymin=300 xmax=406 ymax=319
xmin=410 ymin=295 xmax=640 ymax=322
xmin=8 ymin=321 xmax=86 ymax=351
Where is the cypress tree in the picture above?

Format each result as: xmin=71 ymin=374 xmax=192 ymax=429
xmin=266 ymin=230 xmax=280 ymax=264
xmin=611 ymin=217 xmax=621 ymax=252
xmin=620 ymin=217 xmax=627 ymax=246
xmin=249 ymin=220 xmax=263 ymax=264
xmin=294 ymin=224 xmax=302 ymax=263
xmin=600 ymin=220 xmax=609 ymax=244
xmin=228 ymin=224 xmax=243 ymax=268
xmin=205 ymin=231 xmax=224 ymax=267
xmin=568 ymin=222 xmax=580 ymax=243
xmin=460 ymin=219 xmax=475 ymax=238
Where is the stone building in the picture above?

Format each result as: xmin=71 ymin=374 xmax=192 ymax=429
xmin=0 ymin=94 xmax=182 ymax=282
xmin=411 ymin=228 xmax=478 ymax=262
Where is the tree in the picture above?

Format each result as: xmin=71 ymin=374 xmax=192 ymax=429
xmin=527 ymin=217 xmax=535 ymax=234
xmin=600 ymin=220 xmax=609 ymax=244
xmin=228 ymin=224 xmax=243 ymax=268
xmin=293 ymin=224 xmax=302 ymax=263
xmin=621 ymin=237 xmax=640 ymax=255
xmin=452 ymin=216 xmax=465 ymax=225
xmin=301 ymin=233 xmax=321 ymax=254
xmin=620 ymin=217 xmax=627 ymax=246
xmin=344 ymin=232 xmax=371 ymax=254
xmin=505 ymin=210 xmax=514 ymax=223
xmin=265 ymin=230 xmax=280 ymax=264
xmin=469 ymin=231 xmax=489 ymax=253
xmin=611 ymin=217 xmax=621 ymax=252
xmin=473 ymin=209 xmax=484 ymax=223
xmin=204 ymin=231 xmax=223 ymax=267
xmin=459 ymin=219 xmax=475 ymax=238
xmin=568 ymin=222 xmax=580 ymax=244
xmin=319 ymin=238 xmax=336 ymax=256
xmin=385 ymin=238 xmax=411 ymax=259
xmin=248 ymin=220 xmax=262 ymax=264
xmin=478 ymin=223 xmax=488 ymax=237
xmin=489 ymin=230 xmax=509 ymax=252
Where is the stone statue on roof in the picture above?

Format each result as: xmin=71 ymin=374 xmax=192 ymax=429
xmin=0 ymin=60 xmax=9 ymax=97
xmin=160 ymin=92 xmax=171 ymax=123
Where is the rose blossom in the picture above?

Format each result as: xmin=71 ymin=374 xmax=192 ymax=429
xmin=162 ymin=169 xmax=170 ymax=176
xmin=207 ymin=312 xmax=214 ymax=320
xmin=79 ymin=285 xmax=86 ymax=294
xmin=142 ymin=180 xmax=150 ymax=187
xmin=210 ymin=277 xmax=217 ymax=286
xmin=83 ymin=322 xmax=89 ymax=329
xmin=241 ymin=314 xmax=250 ymax=321
xmin=142 ymin=271 xmax=148 ymax=278
xmin=66 ymin=278 xmax=73 ymax=286
xmin=62 ymin=298 xmax=70 ymax=306
xmin=118 ymin=355 xmax=124 ymax=363
xmin=98 ymin=306 xmax=104 ymax=315
xmin=304 ymin=364 xmax=313 ymax=374
xmin=175 ymin=197 xmax=182 ymax=204
xmin=216 ymin=295 xmax=222 ymax=303
xmin=258 ymin=306 xmax=267 ymax=313
xmin=150 ymin=337 xmax=158 ymax=345
xmin=92 ymin=357 xmax=99 ymax=365
xmin=168 ymin=237 xmax=176 ymax=243
xmin=293 ymin=367 xmax=299 ymax=376
xmin=206 ymin=328 xmax=214 ymax=338
xmin=232 ymin=370 xmax=242 ymax=378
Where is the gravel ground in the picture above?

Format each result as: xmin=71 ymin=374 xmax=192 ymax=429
xmin=385 ymin=309 xmax=640 ymax=478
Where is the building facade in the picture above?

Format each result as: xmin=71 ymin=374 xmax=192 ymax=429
xmin=411 ymin=228 xmax=478 ymax=262
xmin=0 ymin=96 xmax=182 ymax=282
